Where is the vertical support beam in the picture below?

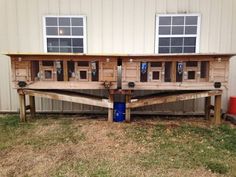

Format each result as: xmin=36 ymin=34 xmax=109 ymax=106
xmin=108 ymin=93 xmax=114 ymax=122
xmin=213 ymin=94 xmax=222 ymax=125
xmin=19 ymin=92 xmax=26 ymax=122
xmin=205 ymin=96 xmax=211 ymax=120
xmin=125 ymin=94 xmax=131 ymax=123
xmin=63 ymin=60 xmax=68 ymax=81
xmin=29 ymin=95 xmax=36 ymax=118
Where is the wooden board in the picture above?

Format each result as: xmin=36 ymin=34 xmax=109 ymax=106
xmin=127 ymin=90 xmax=222 ymax=109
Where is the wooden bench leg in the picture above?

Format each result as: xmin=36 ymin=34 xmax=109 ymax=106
xmin=19 ymin=93 xmax=26 ymax=122
xmin=125 ymin=94 xmax=131 ymax=123
xmin=108 ymin=93 xmax=113 ymax=122
xmin=213 ymin=94 xmax=222 ymax=125
xmin=205 ymin=96 xmax=211 ymax=120
xmin=29 ymin=95 xmax=36 ymax=118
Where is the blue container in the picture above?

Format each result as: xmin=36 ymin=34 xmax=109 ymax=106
xmin=113 ymin=102 xmax=126 ymax=122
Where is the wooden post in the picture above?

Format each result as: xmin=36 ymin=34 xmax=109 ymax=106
xmin=29 ymin=95 xmax=36 ymax=118
xmin=125 ymin=94 xmax=131 ymax=123
xmin=108 ymin=93 xmax=113 ymax=122
xmin=205 ymin=96 xmax=211 ymax=120
xmin=213 ymin=94 xmax=222 ymax=125
xmin=19 ymin=93 xmax=26 ymax=122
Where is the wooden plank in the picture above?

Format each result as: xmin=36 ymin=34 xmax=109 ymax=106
xmin=127 ymin=90 xmax=222 ymax=109
xmin=125 ymin=94 xmax=131 ymax=122
xmin=18 ymin=81 xmax=118 ymax=90
xmin=213 ymin=94 xmax=222 ymax=125
xmin=108 ymin=93 xmax=114 ymax=122
xmin=121 ymin=82 xmax=227 ymax=90
xmin=204 ymin=96 xmax=211 ymax=119
xmin=63 ymin=60 xmax=68 ymax=81
xmin=29 ymin=95 xmax=35 ymax=118
xmin=23 ymin=89 xmax=113 ymax=109
xmin=19 ymin=92 xmax=26 ymax=122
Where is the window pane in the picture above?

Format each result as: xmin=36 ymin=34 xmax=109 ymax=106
xmin=72 ymin=18 xmax=83 ymax=26
xmin=159 ymin=47 xmax=169 ymax=53
xmin=46 ymin=27 xmax=58 ymax=35
xmin=159 ymin=26 xmax=171 ymax=35
xmin=59 ymin=18 xmax=70 ymax=26
xmin=184 ymin=37 xmax=196 ymax=45
xmin=46 ymin=17 xmax=57 ymax=26
xmin=60 ymin=38 xmax=71 ymax=46
xmin=171 ymin=47 xmax=182 ymax=53
xmin=159 ymin=17 xmax=171 ymax=25
xmin=184 ymin=47 xmax=195 ymax=53
xmin=72 ymin=27 xmax=83 ymax=36
xmin=172 ymin=26 xmax=184 ymax=34
xmin=72 ymin=38 xmax=83 ymax=47
xmin=185 ymin=26 xmax=197 ymax=34
xmin=73 ymin=47 xmax=83 ymax=53
xmin=47 ymin=47 xmax=59 ymax=53
xmin=186 ymin=16 xmax=198 ymax=25
xmin=172 ymin=16 xmax=184 ymax=25
xmin=159 ymin=38 xmax=170 ymax=46
xmin=60 ymin=47 xmax=71 ymax=53
xmin=47 ymin=38 xmax=59 ymax=46
xmin=171 ymin=37 xmax=183 ymax=46
xmin=59 ymin=27 xmax=70 ymax=35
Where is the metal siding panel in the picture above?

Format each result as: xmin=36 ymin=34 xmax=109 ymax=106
xmin=16 ymin=0 xmax=30 ymax=52
xmin=208 ymin=0 xmax=221 ymax=52
xmin=59 ymin=0 xmax=70 ymax=14
xmin=228 ymin=1 xmax=236 ymax=107
xmin=188 ymin=0 xmax=200 ymax=12
xmin=0 ymin=0 xmax=12 ymax=111
xmin=177 ymin=0 xmax=189 ymax=13
xmin=48 ymin=0 xmax=60 ymax=15
xmin=113 ymin=0 xmax=123 ymax=53
xmin=166 ymin=0 xmax=178 ymax=13
xmin=199 ymin=0 xmax=211 ymax=52
xmin=70 ymin=0 xmax=81 ymax=14
xmin=102 ymin=0 xmax=113 ymax=52
xmin=133 ymin=0 xmax=145 ymax=53
xmin=144 ymin=0 xmax=155 ymax=53
xmin=219 ymin=0 xmax=233 ymax=53
xmin=91 ymin=0 xmax=103 ymax=53
xmin=156 ymin=0 xmax=167 ymax=13
xmin=81 ymin=0 xmax=91 ymax=53
xmin=123 ymin=0 xmax=134 ymax=53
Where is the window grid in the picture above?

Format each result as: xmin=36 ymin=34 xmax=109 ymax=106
xmin=155 ymin=14 xmax=200 ymax=54
xmin=43 ymin=16 xmax=87 ymax=53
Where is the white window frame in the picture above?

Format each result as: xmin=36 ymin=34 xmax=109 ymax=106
xmin=155 ymin=13 xmax=201 ymax=54
xmin=43 ymin=15 xmax=87 ymax=53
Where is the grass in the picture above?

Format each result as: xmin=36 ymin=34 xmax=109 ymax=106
xmin=0 ymin=115 xmax=236 ymax=177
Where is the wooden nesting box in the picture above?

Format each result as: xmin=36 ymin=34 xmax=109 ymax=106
xmin=6 ymin=53 xmax=235 ymax=123
xmin=121 ymin=54 xmax=232 ymax=90
xmin=9 ymin=53 xmax=118 ymax=90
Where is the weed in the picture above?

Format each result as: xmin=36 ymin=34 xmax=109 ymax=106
xmin=205 ymin=161 xmax=229 ymax=174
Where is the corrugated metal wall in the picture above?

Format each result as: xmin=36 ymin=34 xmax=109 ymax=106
xmin=0 ymin=0 xmax=236 ymax=113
